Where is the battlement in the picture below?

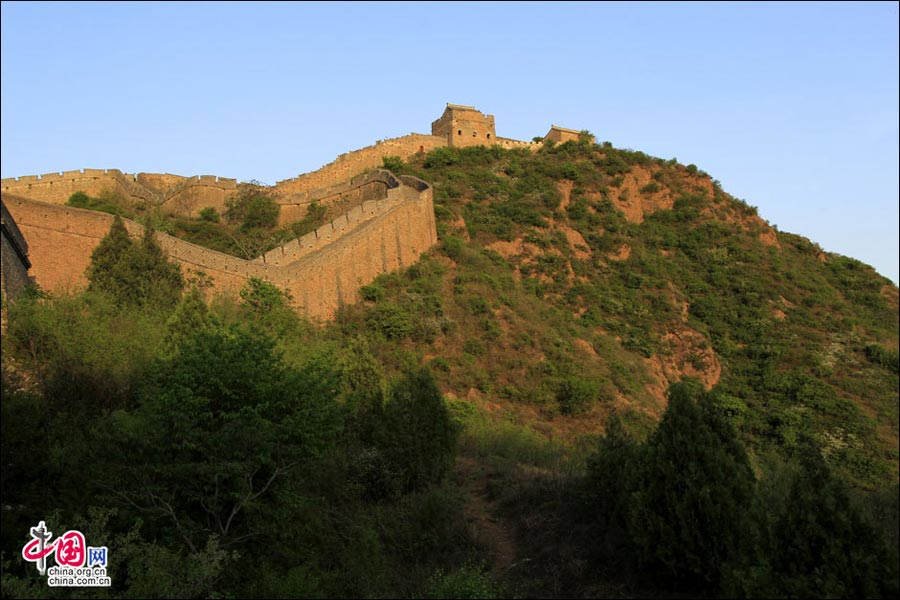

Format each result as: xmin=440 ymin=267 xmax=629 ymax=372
xmin=274 ymin=133 xmax=446 ymax=201
xmin=2 ymin=168 xmax=122 ymax=185
xmin=2 ymin=168 xmax=154 ymax=206
xmin=262 ymin=169 xmax=414 ymax=266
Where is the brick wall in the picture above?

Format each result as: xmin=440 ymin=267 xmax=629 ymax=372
xmin=2 ymin=173 xmax=435 ymax=321
xmin=1 ymin=200 xmax=32 ymax=300
xmin=274 ymin=133 xmax=446 ymax=200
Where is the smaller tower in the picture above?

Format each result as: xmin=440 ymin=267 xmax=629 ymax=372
xmin=431 ymin=104 xmax=497 ymax=148
xmin=544 ymin=125 xmax=591 ymax=144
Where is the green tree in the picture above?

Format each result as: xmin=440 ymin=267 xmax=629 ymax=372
xmin=377 ymin=368 xmax=457 ymax=493
xmin=225 ymin=185 xmax=280 ymax=231
xmin=87 ymin=215 xmax=134 ymax=298
xmin=557 ymin=375 xmax=599 ymax=415
xmin=340 ymin=339 xmax=386 ymax=443
xmin=240 ymin=277 xmax=291 ymax=316
xmin=238 ymin=277 xmax=300 ymax=334
xmin=92 ymin=325 xmax=342 ymax=552
xmin=87 ymin=219 xmax=183 ymax=309
xmin=164 ymin=286 xmax=213 ymax=353
xmin=199 ymin=206 xmax=220 ymax=222
xmin=627 ymin=380 xmax=761 ymax=589
xmin=424 ymin=562 xmax=500 ymax=599
xmin=584 ymin=413 xmax=642 ymax=570
xmin=768 ymin=441 xmax=899 ymax=598
xmin=129 ymin=223 xmax=185 ymax=309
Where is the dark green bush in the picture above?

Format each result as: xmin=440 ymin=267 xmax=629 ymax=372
xmin=360 ymin=283 xmax=386 ymax=302
xmin=198 ymin=206 xmax=220 ymax=222
xmin=87 ymin=218 xmax=184 ymax=310
xmin=378 ymin=368 xmax=458 ymax=493
xmin=556 ymin=376 xmax=599 ymax=415
xmin=366 ymin=303 xmax=415 ymax=339
xmin=225 ymin=185 xmax=280 ymax=231
xmin=639 ymin=182 xmax=660 ymax=195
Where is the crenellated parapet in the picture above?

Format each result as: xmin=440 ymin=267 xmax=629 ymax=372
xmin=261 ymin=170 xmax=415 ymax=266
xmin=273 ymin=133 xmax=446 ymax=200
xmin=0 ymin=168 xmax=157 ymax=206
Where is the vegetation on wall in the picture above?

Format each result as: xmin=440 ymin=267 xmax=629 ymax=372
xmin=65 ymin=184 xmax=333 ymax=261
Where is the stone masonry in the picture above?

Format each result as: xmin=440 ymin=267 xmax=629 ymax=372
xmin=3 ymin=171 xmax=435 ymax=321
xmin=1 ymin=199 xmax=33 ymax=301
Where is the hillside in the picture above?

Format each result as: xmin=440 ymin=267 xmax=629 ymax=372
xmin=354 ymin=140 xmax=898 ymax=488
xmin=2 ymin=135 xmax=897 ymax=598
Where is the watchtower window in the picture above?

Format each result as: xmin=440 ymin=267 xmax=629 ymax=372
xmin=458 ymin=130 xmax=462 ymax=136
xmin=487 ymin=134 xmax=491 ymax=139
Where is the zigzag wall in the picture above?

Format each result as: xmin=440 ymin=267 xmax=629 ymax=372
xmin=0 ymin=133 xmax=444 ymax=223
xmin=2 ymin=171 xmax=436 ymax=321
xmin=0 ymin=169 xmax=239 ymax=219
xmin=274 ymin=133 xmax=446 ymax=199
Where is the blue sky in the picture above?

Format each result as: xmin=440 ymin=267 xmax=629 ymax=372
xmin=2 ymin=1 xmax=898 ymax=283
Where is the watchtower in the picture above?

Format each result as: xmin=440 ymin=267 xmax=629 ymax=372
xmin=431 ymin=104 xmax=497 ymax=148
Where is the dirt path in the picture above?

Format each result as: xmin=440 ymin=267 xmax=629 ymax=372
xmin=455 ymin=456 xmax=517 ymax=576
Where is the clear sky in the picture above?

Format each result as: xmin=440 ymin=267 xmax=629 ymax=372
xmin=2 ymin=1 xmax=898 ymax=284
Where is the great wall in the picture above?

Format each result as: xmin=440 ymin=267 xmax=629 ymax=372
xmin=1 ymin=104 xmax=589 ymax=319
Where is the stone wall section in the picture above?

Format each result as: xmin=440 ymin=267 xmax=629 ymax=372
xmin=264 ymin=191 xmax=406 ymax=266
xmin=1 ymin=199 xmax=33 ymax=300
xmin=0 ymin=105 xmax=574 ymax=224
xmin=276 ymin=170 xmax=391 ymax=225
xmin=159 ymin=175 xmax=238 ymax=217
xmin=0 ymin=169 xmax=157 ymax=205
xmin=0 ymin=169 xmax=239 ymax=218
xmin=495 ymin=136 xmax=541 ymax=151
xmin=2 ymin=173 xmax=435 ymax=321
xmin=273 ymin=133 xmax=446 ymax=199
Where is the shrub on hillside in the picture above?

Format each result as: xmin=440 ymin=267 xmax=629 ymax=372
xmin=199 ymin=207 xmax=220 ymax=222
xmin=377 ymin=368 xmax=458 ymax=493
xmin=87 ymin=217 xmax=184 ymax=310
xmin=67 ymin=189 xmax=131 ymax=216
xmin=225 ymin=185 xmax=279 ymax=231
